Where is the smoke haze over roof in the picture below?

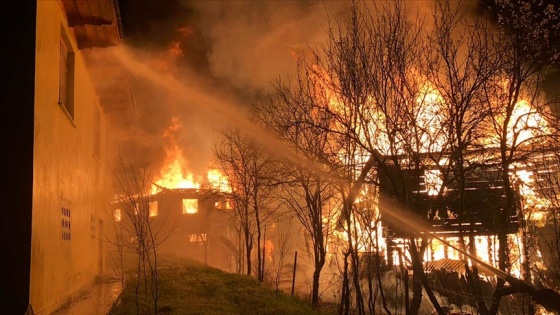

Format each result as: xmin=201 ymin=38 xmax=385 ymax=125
xmin=114 ymin=0 xmax=558 ymax=178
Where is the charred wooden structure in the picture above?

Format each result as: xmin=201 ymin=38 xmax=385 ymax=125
xmin=375 ymin=154 xmax=524 ymax=269
xmin=379 ymin=166 xmax=520 ymax=237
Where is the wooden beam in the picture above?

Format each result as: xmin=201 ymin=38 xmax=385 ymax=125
xmin=67 ymin=15 xmax=112 ymax=27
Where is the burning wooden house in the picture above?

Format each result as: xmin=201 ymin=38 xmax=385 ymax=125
xmin=111 ymin=187 xmax=233 ymax=267
xmin=378 ymin=161 xmax=522 ymax=266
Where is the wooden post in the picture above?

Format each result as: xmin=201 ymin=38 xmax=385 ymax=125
xmin=291 ymin=251 xmax=298 ymax=296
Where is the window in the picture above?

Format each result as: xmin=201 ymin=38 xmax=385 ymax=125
xmin=114 ymin=209 xmax=122 ymax=222
xmin=149 ymin=201 xmax=158 ymax=217
xmin=215 ymin=199 xmax=232 ymax=210
xmin=182 ymin=199 xmax=198 ymax=214
xmin=187 ymin=233 xmax=207 ymax=243
xmin=58 ymin=29 xmax=75 ymax=120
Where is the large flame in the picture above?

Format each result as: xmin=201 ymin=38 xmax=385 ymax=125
xmin=152 ymin=117 xmax=201 ymax=194
xmin=207 ymin=169 xmax=232 ymax=193
xmin=414 ymin=82 xmax=447 ymax=153
xmin=149 ymin=25 xmax=211 ymax=194
xmin=312 ymin=67 xmax=552 ymax=278
xmin=151 ymin=118 xmax=232 ymax=195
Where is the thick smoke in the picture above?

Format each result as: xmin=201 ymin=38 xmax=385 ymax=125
xmin=112 ymin=0 xmax=478 ymax=179
xmin=183 ymin=1 xmax=350 ymax=92
xmin=112 ymin=0 xmax=355 ymax=178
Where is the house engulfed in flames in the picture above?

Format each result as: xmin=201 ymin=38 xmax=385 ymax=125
xmin=358 ymin=150 xmax=559 ymax=313
xmin=110 ymin=113 xmax=237 ymax=270
xmin=111 ymin=186 xmax=234 ymax=269
xmin=321 ymin=78 xmax=557 ymax=296
xmin=378 ymin=161 xmax=520 ymax=264
xmin=372 ymin=144 xmax=556 ymax=279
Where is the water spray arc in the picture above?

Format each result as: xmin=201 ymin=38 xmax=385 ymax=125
xmin=112 ymin=47 xmax=337 ymax=181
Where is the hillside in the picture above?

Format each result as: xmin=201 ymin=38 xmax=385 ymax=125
xmin=109 ymin=259 xmax=324 ymax=315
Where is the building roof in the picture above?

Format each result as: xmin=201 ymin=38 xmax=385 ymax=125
xmin=59 ymin=0 xmax=122 ymax=49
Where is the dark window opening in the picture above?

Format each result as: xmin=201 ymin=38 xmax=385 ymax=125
xmin=58 ymin=29 xmax=75 ymax=122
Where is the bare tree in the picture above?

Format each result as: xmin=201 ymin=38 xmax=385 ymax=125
xmin=423 ymin=1 xmax=504 ymax=312
xmin=265 ymin=1 xmax=454 ymax=313
xmin=107 ymin=155 xmax=172 ymax=315
xmin=267 ymin=1 xmax=452 ymax=313
xmin=258 ymin=0 xmax=559 ymax=314
xmin=214 ymin=128 xmax=279 ymax=282
xmin=529 ymin=137 xmax=560 ymax=291
xmin=269 ymin=216 xmax=293 ymax=298
xmin=313 ymin=2 xmax=452 ymax=314
xmin=260 ymin=70 xmax=340 ymax=308
xmin=277 ymin=166 xmax=337 ymax=307
xmin=471 ymin=7 xmax=560 ymax=308
xmin=478 ymin=5 xmax=557 ymax=312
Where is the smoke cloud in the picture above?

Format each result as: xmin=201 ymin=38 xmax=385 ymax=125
xmin=183 ymin=1 xmax=350 ymax=92
xmin=109 ymin=1 xmax=356 ymax=178
xmin=109 ymin=0 xmax=481 ymax=179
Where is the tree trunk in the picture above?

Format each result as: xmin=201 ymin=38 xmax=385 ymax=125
xmin=245 ymin=233 xmax=253 ymax=276
xmin=410 ymin=269 xmax=423 ymax=315
xmin=311 ymin=219 xmax=326 ymax=308
xmin=339 ymin=251 xmax=351 ymax=315
xmin=311 ymin=265 xmax=322 ymax=308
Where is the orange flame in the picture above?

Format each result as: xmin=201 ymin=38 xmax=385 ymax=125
xmin=152 ymin=117 xmax=201 ymax=194
xmin=207 ymin=169 xmax=232 ymax=193
xmin=151 ymin=118 xmax=233 ymax=195
xmin=312 ymin=69 xmax=551 ymax=276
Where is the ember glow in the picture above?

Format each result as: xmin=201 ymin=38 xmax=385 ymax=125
xmin=424 ymin=169 xmax=444 ymax=196
xmin=509 ymin=100 xmax=549 ymax=145
xmin=482 ymin=95 xmax=550 ymax=149
xmin=414 ymin=82 xmax=447 ymax=153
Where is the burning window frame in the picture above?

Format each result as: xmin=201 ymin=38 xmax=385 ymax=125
xmin=182 ymin=198 xmax=198 ymax=214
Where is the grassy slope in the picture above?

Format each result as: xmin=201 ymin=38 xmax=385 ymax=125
xmin=109 ymin=259 xmax=320 ymax=315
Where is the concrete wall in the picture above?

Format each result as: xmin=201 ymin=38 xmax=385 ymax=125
xmin=30 ymin=1 xmax=112 ymax=313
